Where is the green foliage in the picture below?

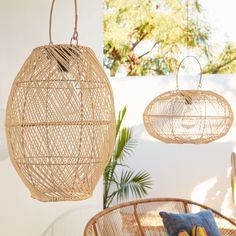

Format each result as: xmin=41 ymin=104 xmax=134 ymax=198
xmin=104 ymin=0 xmax=210 ymax=76
xmin=103 ymin=106 xmax=152 ymax=209
xmin=104 ymin=0 xmax=236 ymax=76
xmin=231 ymin=176 xmax=236 ymax=206
xmin=231 ymin=152 xmax=236 ymax=206
xmin=113 ymin=170 xmax=152 ymax=202
xmin=203 ymin=42 xmax=236 ymax=74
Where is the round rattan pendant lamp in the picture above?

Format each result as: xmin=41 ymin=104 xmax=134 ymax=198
xmin=143 ymin=56 xmax=234 ymax=144
xmin=5 ymin=0 xmax=116 ymax=202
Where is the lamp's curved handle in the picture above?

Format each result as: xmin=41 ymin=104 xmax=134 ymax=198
xmin=49 ymin=0 xmax=78 ymax=45
xmin=176 ymin=55 xmax=202 ymax=90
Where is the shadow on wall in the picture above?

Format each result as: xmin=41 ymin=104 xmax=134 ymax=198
xmin=125 ymin=123 xmax=234 ymax=215
xmin=41 ymin=205 xmax=96 ymax=236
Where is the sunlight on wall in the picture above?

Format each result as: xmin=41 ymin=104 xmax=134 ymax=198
xmin=221 ymin=188 xmax=236 ymax=217
xmin=191 ymin=177 xmax=217 ymax=212
xmin=221 ymin=167 xmax=236 ymax=216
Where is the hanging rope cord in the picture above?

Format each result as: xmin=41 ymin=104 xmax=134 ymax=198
xmin=49 ymin=0 xmax=78 ymax=45
xmin=176 ymin=0 xmax=202 ymax=90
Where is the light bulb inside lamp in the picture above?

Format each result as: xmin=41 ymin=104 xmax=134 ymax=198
xmin=181 ymin=96 xmax=196 ymax=130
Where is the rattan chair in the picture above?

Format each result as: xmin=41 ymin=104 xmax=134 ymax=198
xmin=84 ymin=198 xmax=236 ymax=236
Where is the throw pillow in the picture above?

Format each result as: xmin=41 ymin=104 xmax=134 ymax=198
xmin=159 ymin=210 xmax=220 ymax=236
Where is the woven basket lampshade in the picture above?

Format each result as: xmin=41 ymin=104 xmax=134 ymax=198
xmin=143 ymin=56 xmax=234 ymax=144
xmin=5 ymin=0 xmax=115 ymax=201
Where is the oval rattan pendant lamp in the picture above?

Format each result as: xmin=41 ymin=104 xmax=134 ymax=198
xmin=143 ymin=56 xmax=234 ymax=144
xmin=143 ymin=0 xmax=234 ymax=144
xmin=5 ymin=0 xmax=116 ymax=202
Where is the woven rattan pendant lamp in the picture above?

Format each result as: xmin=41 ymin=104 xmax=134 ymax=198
xmin=143 ymin=0 xmax=234 ymax=144
xmin=143 ymin=56 xmax=234 ymax=144
xmin=5 ymin=0 xmax=116 ymax=202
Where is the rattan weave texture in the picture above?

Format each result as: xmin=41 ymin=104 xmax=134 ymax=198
xmin=143 ymin=56 xmax=233 ymax=144
xmin=6 ymin=44 xmax=115 ymax=201
xmin=84 ymin=198 xmax=236 ymax=236
xmin=143 ymin=89 xmax=233 ymax=144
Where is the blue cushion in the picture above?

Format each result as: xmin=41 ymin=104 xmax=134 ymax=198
xmin=159 ymin=210 xmax=221 ymax=236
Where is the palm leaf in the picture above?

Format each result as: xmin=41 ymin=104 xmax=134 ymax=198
xmin=114 ymin=127 xmax=136 ymax=162
xmin=103 ymin=106 xmax=152 ymax=208
xmin=103 ymin=162 xmax=115 ymax=182
xmin=104 ymin=106 xmax=128 ymax=208
xmin=104 ymin=161 xmax=129 ymax=183
xmin=116 ymin=106 xmax=127 ymax=137
xmin=114 ymin=170 xmax=152 ymax=202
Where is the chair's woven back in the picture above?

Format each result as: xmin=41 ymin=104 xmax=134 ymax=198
xmin=84 ymin=198 xmax=236 ymax=236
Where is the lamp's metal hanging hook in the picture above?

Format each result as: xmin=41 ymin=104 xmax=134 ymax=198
xmin=70 ymin=0 xmax=79 ymax=45
xmin=49 ymin=0 xmax=78 ymax=45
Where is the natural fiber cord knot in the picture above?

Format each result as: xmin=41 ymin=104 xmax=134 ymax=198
xmin=72 ymin=30 xmax=78 ymax=40
xmin=180 ymin=91 xmax=192 ymax=105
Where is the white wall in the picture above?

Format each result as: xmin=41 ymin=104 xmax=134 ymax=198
xmin=111 ymin=75 xmax=236 ymax=217
xmin=1 ymin=0 xmax=236 ymax=235
xmin=0 ymin=0 xmax=103 ymax=235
